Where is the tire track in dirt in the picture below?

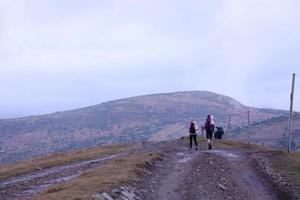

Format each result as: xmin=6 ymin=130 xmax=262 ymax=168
xmin=0 ymin=154 xmax=120 ymax=200
xmin=138 ymin=146 xmax=278 ymax=200
xmin=0 ymin=141 xmax=173 ymax=200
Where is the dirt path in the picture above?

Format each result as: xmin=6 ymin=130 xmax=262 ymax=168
xmin=0 ymin=140 xmax=283 ymax=200
xmin=0 ymin=141 xmax=172 ymax=200
xmin=0 ymin=154 xmax=122 ymax=200
xmin=137 ymin=143 xmax=278 ymax=200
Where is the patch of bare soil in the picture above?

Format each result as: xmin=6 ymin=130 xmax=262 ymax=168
xmin=136 ymin=140 xmax=278 ymax=200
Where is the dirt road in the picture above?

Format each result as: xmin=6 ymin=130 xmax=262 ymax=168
xmin=137 ymin=141 xmax=278 ymax=200
xmin=0 ymin=154 xmax=122 ymax=200
xmin=0 ymin=139 xmax=295 ymax=199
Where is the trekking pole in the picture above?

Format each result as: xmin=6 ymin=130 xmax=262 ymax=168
xmin=288 ymin=73 xmax=296 ymax=153
xmin=225 ymin=115 xmax=231 ymax=140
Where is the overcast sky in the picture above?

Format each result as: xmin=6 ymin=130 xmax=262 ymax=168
xmin=0 ymin=0 xmax=299 ymax=118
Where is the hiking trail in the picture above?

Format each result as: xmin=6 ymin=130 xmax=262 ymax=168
xmin=0 ymin=139 xmax=296 ymax=200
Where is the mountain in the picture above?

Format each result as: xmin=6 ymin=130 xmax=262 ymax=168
xmin=0 ymin=91 xmax=287 ymax=163
xmin=231 ymin=113 xmax=300 ymax=151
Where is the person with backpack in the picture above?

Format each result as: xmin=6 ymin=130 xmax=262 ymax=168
xmin=189 ymin=119 xmax=198 ymax=150
xmin=215 ymin=126 xmax=224 ymax=139
xmin=203 ymin=114 xmax=215 ymax=149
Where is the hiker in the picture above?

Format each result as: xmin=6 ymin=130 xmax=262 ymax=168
xmin=189 ymin=119 xmax=198 ymax=150
xmin=203 ymin=114 xmax=215 ymax=149
xmin=215 ymin=126 xmax=224 ymax=139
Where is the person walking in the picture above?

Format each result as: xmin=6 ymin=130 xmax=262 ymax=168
xmin=203 ymin=115 xmax=215 ymax=149
xmin=189 ymin=119 xmax=198 ymax=150
xmin=215 ymin=126 xmax=224 ymax=139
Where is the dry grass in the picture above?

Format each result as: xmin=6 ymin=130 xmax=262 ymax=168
xmin=266 ymin=150 xmax=300 ymax=187
xmin=214 ymin=139 xmax=277 ymax=152
xmin=33 ymin=153 xmax=161 ymax=200
xmin=180 ymin=136 xmax=250 ymax=149
xmin=0 ymin=144 xmax=128 ymax=180
xmin=184 ymin=136 xmax=251 ymax=149
xmin=214 ymin=139 xmax=250 ymax=148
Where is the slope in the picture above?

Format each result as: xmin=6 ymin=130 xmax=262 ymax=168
xmin=231 ymin=113 xmax=300 ymax=151
xmin=0 ymin=91 xmax=286 ymax=163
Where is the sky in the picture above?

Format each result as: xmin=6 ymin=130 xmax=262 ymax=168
xmin=0 ymin=0 xmax=300 ymax=118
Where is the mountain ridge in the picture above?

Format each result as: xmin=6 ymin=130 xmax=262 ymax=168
xmin=0 ymin=91 xmax=287 ymax=163
xmin=231 ymin=112 xmax=300 ymax=151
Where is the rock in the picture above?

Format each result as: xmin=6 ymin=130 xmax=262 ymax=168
xmin=281 ymin=181 xmax=288 ymax=186
xmin=120 ymin=196 xmax=128 ymax=200
xmin=220 ymin=177 xmax=228 ymax=184
xmin=218 ymin=183 xmax=227 ymax=191
xmin=36 ymin=166 xmax=42 ymax=170
xmin=127 ymin=186 xmax=135 ymax=191
xmin=121 ymin=190 xmax=135 ymax=200
xmin=102 ymin=192 xmax=114 ymax=200
xmin=134 ymin=189 xmax=142 ymax=196
xmin=120 ymin=186 xmax=128 ymax=191
xmin=91 ymin=193 xmax=105 ymax=200
xmin=112 ymin=188 xmax=121 ymax=194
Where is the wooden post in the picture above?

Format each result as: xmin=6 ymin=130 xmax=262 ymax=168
xmin=288 ymin=73 xmax=296 ymax=153
xmin=225 ymin=115 xmax=231 ymax=140
xmin=247 ymin=110 xmax=251 ymax=145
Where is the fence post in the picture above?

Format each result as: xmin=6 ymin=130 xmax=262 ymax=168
xmin=247 ymin=110 xmax=251 ymax=145
xmin=225 ymin=115 xmax=231 ymax=140
xmin=288 ymin=73 xmax=296 ymax=153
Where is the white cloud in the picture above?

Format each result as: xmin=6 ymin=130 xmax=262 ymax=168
xmin=0 ymin=0 xmax=300 ymax=117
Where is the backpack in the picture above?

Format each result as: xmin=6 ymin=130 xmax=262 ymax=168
xmin=219 ymin=127 xmax=224 ymax=135
xmin=189 ymin=122 xmax=196 ymax=133
xmin=205 ymin=119 xmax=214 ymax=132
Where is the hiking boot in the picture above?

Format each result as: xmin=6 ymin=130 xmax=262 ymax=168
xmin=195 ymin=147 xmax=198 ymax=150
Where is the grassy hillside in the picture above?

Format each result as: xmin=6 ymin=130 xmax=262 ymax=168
xmin=0 ymin=91 xmax=286 ymax=163
xmin=231 ymin=113 xmax=300 ymax=151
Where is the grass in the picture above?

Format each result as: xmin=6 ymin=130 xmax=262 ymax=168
xmin=284 ymin=152 xmax=300 ymax=186
xmin=33 ymin=153 xmax=161 ymax=200
xmin=214 ymin=139 xmax=251 ymax=149
xmin=0 ymin=144 xmax=129 ymax=180
xmin=265 ymin=150 xmax=300 ymax=187
xmin=183 ymin=135 xmax=251 ymax=149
